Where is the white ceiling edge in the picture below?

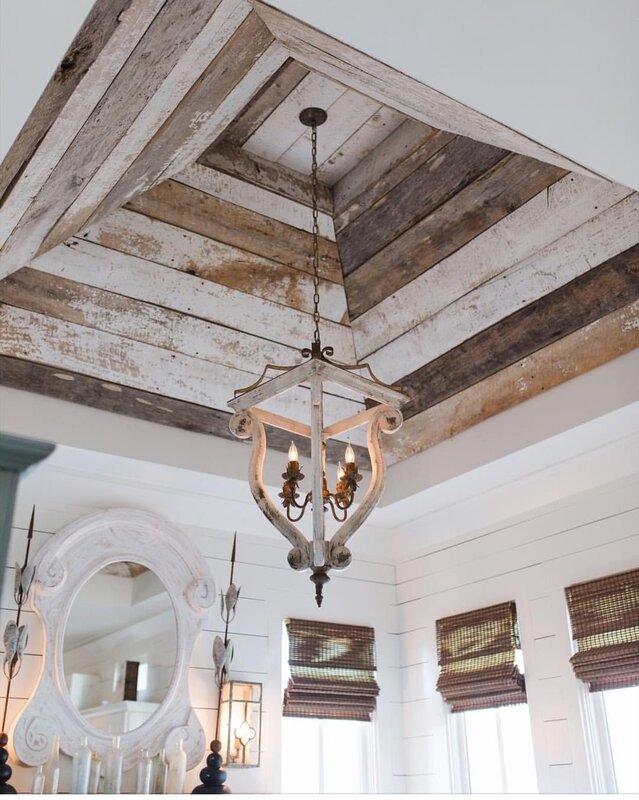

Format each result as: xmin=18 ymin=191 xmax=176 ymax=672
xmin=0 ymin=0 xmax=94 ymax=160
xmin=265 ymin=0 xmax=639 ymax=189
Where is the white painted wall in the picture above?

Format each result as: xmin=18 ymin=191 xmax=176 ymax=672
xmin=395 ymin=476 xmax=639 ymax=792
xmin=0 ymin=448 xmax=404 ymax=793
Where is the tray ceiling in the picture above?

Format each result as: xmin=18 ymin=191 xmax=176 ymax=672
xmin=0 ymin=0 xmax=637 ymax=469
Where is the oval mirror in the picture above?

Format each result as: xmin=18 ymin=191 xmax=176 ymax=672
xmin=63 ymin=561 xmax=177 ymax=735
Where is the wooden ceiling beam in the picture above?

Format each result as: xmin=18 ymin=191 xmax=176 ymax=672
xmin=398 ymin=244 xmax=639 ymax=419
xmin=384 ymin=301 xmax=639 ymax=465
xmin=0 ymin=356 xmax=370 ymax=468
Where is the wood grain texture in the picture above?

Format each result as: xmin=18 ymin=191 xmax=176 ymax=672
xmin=199 ymin=139 xmax=333 ymax=212
xmin=0 ymin=0 xmax=165 ymax=250
xmin=367 ymin=193 xmax=639 ymax=382
xmin=1 ymin=0 xmax=226 ymax=277
xmin=343 ymin=155 xmax=567 ymax=319
xmin=30 ymin=239 xmax=355 ymax=358
xmin=333 ymin=121 xmax=454 ymax=232
xmin=79 ymin=208 xmax=347 ymax=320
xmin=0 ymin=0 xmax=140 ymax=201
xmin=353 ymin=175 xmax=633 ymax=358
xmin=42 ymin=8 xmax=278 ymax=254
xmin=252 ymin=0 xmax=605 ymax=180
xmin=126 ymin=178 xmax=342 ymax=282
xmin=384 ymin=301 xmax=639 ymax=465
xmin=223 ymin=57 xmax=310 ymax=145
xmin=0 ymin=267 xmax=298 ymax=373
xmin=175 ymin=162 xmax=334 ymax=239
xmin=39 ymin=0 xmax=254 ymax=255
xmin=0 ymin=304 xmax=363 ymax=431
xmin=337 ymin=136 xmax=508 ymax=275
xmin=0 ymin=357 xmax=369 ymax=468
xmin=398 ymin=244 xmax=639 ymax=419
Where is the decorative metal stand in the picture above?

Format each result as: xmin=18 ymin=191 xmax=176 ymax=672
xmin=192 ymin=535 xmax=240 ymax=794
xmin=0 ymin=507 xmax=36 ymax=794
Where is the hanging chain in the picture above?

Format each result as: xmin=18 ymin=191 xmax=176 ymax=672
xmin=311 ymin=124 xmax=321 ymax=344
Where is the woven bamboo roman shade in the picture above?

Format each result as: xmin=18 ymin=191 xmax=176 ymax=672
xmin=283 ymin=618 xmax=379 ymax=721
xmin=565 ymin=567 xmax=639 ymax=692
xmin=436 ymin=601 xmax=526 ymax=712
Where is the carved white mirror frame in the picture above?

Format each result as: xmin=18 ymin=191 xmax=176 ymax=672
xmin=11 ymin=508 xmax=216 ymax=770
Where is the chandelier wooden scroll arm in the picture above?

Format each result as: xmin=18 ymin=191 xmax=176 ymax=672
xmin=327 ymin=404 xmax=403 ymax=570
xmin=229 ymin=411 xmax=312 ymax=571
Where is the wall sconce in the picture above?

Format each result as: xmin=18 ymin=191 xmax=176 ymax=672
xmin=219 ymin=681 xmax=262 ymax=768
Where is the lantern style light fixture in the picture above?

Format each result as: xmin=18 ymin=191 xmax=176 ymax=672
xmin=218 ymin=681 xmax=262 ymax=768
xmin=228 ymin=108 xmax=407 ymax=606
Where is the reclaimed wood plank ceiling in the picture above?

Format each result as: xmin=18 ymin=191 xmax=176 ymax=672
xmin=0 ymin=0 xmax=637 ymax=467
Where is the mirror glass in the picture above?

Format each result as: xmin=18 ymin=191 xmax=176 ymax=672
xmin=63 ymin=561 xmax=177 ymax=734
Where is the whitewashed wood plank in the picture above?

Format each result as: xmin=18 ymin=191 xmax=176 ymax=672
xmin=47 ymin=0 xmax=253 ymax=248
xmin=253 ymin=1 xmax=606 ymax=180
xmin=0 ymin=305 xmax=363 ymax=427
xmin=354 ymin=176 xmax=633 ymax=358
xmin=362 ymin=192 xmax=638 ymax=378
xmin=243 ymin=71 xmax=345 ymax=162
xmin=0 ymin=0 xmax=165 ymax=250
xmin=319 ymin=105 xmax=405 ymax=184
xmin=31 ymin=240 xmax=356 ymax=359
xmin=80 ymin=208 xmax=347 ymax=320
xmin=276 ymin=89 xmax=381 ymax=176
xmin=175 ymin=162 xmax=335 ymax=239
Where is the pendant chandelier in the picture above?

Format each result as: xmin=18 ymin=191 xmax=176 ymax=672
xmin=228 ymin=107 xmax=407 ymax=606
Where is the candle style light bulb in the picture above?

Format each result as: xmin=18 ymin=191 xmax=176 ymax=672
xmin=344 ymin=443 xmax=356 ymax=464
xmin=288 ymin=441 xmax=298 ymax=463
xmin=337 ymin=462 xmax=345 ymax=481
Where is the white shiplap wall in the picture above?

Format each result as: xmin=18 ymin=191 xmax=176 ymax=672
xmin=1 ymin=456 xmax=404 ymax=793
xmin=394 ymin=476 xmax=639 ymax=793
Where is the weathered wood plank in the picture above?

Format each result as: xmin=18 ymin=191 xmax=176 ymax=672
xmin=0 ymin=356 xmax=370 ymax=468
xmin=243 ymin=71 xmax=346 ymax=163
xmin=0 ymin=267 xmax=298 ymax=373
xmin=0 ymin=0 xmax=165 ymax=247
xmin=175 ymin=162 xmax=335 ymax=239
xmin=398 ymin=244 xmax=639 ymax=419
xmin=252 ymin=0 xmax=606 ymax=180
xmin=384 ymin=301 xmax=639 ymax=465
xmin=1 ymin=0 xmax=228 ymax=278
xmin=222 ymin=58 xmax=310 ymax=145
xmin=345 ymin=154 xmax=567 ymax=318
xmin=125 ymin=178 xmax=342 ymax=282
xmin=337 ymin=136 xmax=508 ymax=275
xmin=198 ymin=139 xmax=333 ymax=212
xmin=366 ymin=193 xmax=639 ymax=382
xmin=319 ymin=105 xmax=405 ymax=185
xmin=39 ymin=0 xmax=254 ymax=255
xmin=0 ymin=305 xmax=362 ymax=430
xmin=30 ymin=239 xmax=355 ymax=358
xmin=353 ymin=175 xmax=633 ymax=357
xmin=42 ymin=9 xmax=284 ymax=255
xmin=333 ymin=119 xmax=446 ymax=229
xmin=79 ymin=208 xmax=347 ymax=320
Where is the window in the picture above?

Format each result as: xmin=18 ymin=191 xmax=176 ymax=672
xmin=591 ymin=685 xmax=639 ymax=793
xmin=459 ymin=704 xmax=538 ymax=793
xmin=281 ymin=716 xmax=375 ymax=793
